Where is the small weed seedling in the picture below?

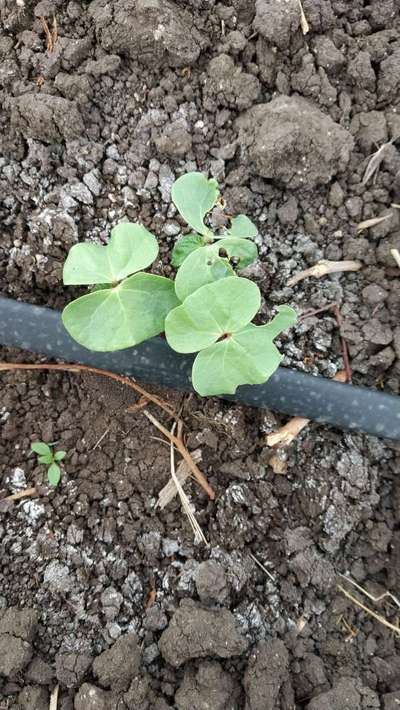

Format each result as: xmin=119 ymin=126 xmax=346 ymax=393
xmin=31 ymin=441 xmax=66 ymax=486
xmin=62 ymin=172 xmax=296 ymax=396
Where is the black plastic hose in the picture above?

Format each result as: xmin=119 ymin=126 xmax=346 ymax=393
xmin=1 ymin=296 xmax=400 ymax=440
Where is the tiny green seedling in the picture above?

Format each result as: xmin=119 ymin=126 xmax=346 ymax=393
xmin=31 ymin=441 xmax=66 ymax=486
xmin=62 ymin=172 xmax=297 ymax=396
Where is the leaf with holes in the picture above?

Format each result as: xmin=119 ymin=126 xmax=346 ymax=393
xmin=171 ymin=172 xmax=219 ymax=237
xmin=171 ymin=234 xmax=207 ymax=267
xmin=62 ymin=273 xmax=179 ymax=351
xmin=222 ymin=214 xmax=258 ymax=239
xmin=214 ymin=237 xmax=258 ymax=268
xmin=174 ymin=246 xmax=235 ymax=302
xmin=63 ymin=223 xmax=159 ymax=285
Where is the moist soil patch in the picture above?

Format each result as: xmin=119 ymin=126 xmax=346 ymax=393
xmin=1 ymin=0 xmax=400 ymax=708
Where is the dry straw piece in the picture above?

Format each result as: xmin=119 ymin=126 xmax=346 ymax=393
xmin=288 ymin=260 xmax=361 ymax=287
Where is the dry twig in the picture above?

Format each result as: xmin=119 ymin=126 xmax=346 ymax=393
xmin=266 ymin=371 xmax=347 ymax=448
xmin=298 ymin=0 xmax=309 ymax=34
xmin=168 ymin=423 xmax=207 ymax=544
xmin=249 ymin=552 xmax=275 ymax=582
xmin=157 ymin=450 xmax=202 ymax=509
xmin=288 ymin=260 xmax=361 ymax=287
xmin=362 ymin=140 xmax=397 ymax=185
xmin=337 ymin=584 xmax=400 ymax=636
xmin=3 ymin=487 xmax=37 ymax=502
xmin=39 ymin=15 xmax=57 ymax=52
xmin=338 ymin=573 xmax=400 ymax=611
xmin=49 ymin=685 xmax=59 ymax=710
xmin=391 ymin=248 xmax=400 ymax=269
xmin=0 ymin=361 xmax=215 ymax=500
xmin=356 ymin=214 xmax=391 ymax=233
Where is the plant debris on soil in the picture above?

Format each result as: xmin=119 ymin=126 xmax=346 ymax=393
xmin=1 ymin=0 xmax=400 ymax=708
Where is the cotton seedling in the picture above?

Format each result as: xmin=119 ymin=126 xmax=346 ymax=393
xmin=165 ymin=276 xmax=296 ymax=396
xmin=62 ymin=173 xmax=296 ymax=396
xmin=31 ymin=441 xmax=66 ymax=486
xmin=62 ymin=223 xmax=179 ymax=351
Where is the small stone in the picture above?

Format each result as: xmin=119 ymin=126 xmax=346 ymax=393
xmin=307 ymin=678 xmax=361 ymax=709
xmin=313 ymin=36 xmax=346 ymax=72
xmin=55 ymin=652 xmax=93 ymax=689
xmin=155 ymin=120 xmax=192 ymax=158
xmin=329 ymin=182 xmax=344 ymax=207
xmin=26 ymin=657 xmax=55 ymax=685
xmin=195 ymin=561 xmax=228 ymax=604
xmin=244 ymin=640 xmax=290 ymax=710
xmin=101 ymin=587 xmax=123 ymax=621
xmin=43 ymin=561 xmax=72 ymax=592
xmin=163 ymin=220 xmax=181 ymax=236
xmin=74 ymin=683 xmax=113 ymax=710
xmin=83 ymin=170 xmax=102 ymax=196
xmin=158 ymin=599 xmax=248 ymax=667
xmin=67 ymin=182 xmax=93 ymax=205
xmin=345 ymin=197 xmax=363 ymax=219
xmin=93 ymin=633 xmax=141 ymax=691
xmin=370 ymin=346 xmax=395 ymax=369
xmin=18 ymin=686 xmax=49 ymax=710
xmin=277 ymin=196 xmax=299 ymax=225
xmin=362 ymin=284 xmax=388 ymax=304
xmin=363 ymin=319 xmax=393 ymax=345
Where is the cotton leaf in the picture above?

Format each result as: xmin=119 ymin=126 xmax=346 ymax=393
xmin=62 ymin=273 xmax=179 ymax=351
xmin=223 ymin=214 xmax=258 ymax=239
xmin=174 ymin=245 xmax=234 ymax=301
xmin=38 ymin=454 xmax=54 ymax=465
xmin=31 ymin=442 xmax=52 ymax=456
xmin=171 ymin=172 xmax=219 ymax=237
xmin=192 ymin=306 xmax=297 ymax=396
xmin=214 ymin=237 xmax=258 ymax=268
xmin=48 ymin=463 xmax=61 ymax=486
xmin=171 ymin=234 xmax=206 ymax=267
xmin=165 ymin=276 xmax=261 ymax=353
xmin=63 ymin=223 xmax=158 ymax=285
xmin=54 ymin=451 xmax=66 ymax=462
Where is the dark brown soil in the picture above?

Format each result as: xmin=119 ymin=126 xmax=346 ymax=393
xmin=1 ymin=0 xmax=400 ymax=707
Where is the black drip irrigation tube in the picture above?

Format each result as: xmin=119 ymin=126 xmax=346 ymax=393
xmin=1 ymin=296 xmax=400 ymax=440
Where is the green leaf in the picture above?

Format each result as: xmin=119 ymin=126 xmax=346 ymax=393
xmin=38 ymin=454 xmax=54 ymax=465
xmin=171 ymin=173 xmax=219 ymax=237
xmin=174 ymin=246 xmax=234 ymax=302
xmin=171 ymin=234 xmax=206 ymax=267
xmin=48 ymin=463 xmax=61 ymax=486
xmin=31 ymin=442 xmax=51 ymax=456
xmin=91 ymin=283 xmax=113 ymax=292
xmin=62 ymin=273 xmax=179 ymax=351
xmin=54 ymin=451 xmax=66 ymax=462
xmin=63 ymin=223 xmax=158 ymax=285
xmin=213 ymin=238 xmax=258 ymax=269
xmin=223 ymin=214 xmax=258 ymax=239
xmin=192 ymin=306 xmax=297 ymax=396
xmin=166 ymin=277 xmax=261 ymax=353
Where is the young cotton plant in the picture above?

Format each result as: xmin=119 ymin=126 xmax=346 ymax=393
xmin=165 ymin=277 xmax=296 ymax=396
xmin=31 ymin=441 xmax=66 ymax=486
xmin=170 ymin=173 xmax=259 ymax=299
xmin=62 ymin=223 xmax=179 ymax=351
xmin=61 ymin=172 xmax=296 ymax=397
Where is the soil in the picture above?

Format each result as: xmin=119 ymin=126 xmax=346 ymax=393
xmin=1 ymin=0 xmax=400 ymax=707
